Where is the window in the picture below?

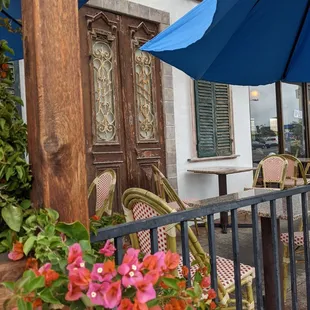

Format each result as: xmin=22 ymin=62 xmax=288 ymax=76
xmin=194 ymin=80 xmax=232 ymax=158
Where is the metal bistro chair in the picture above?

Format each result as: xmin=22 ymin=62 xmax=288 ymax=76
xmin=152 ymin=165 xmax=206 ymax=236
xmin=278 ymin=155 xmax=309 ymax=301
xmin=88 ymin=169 xmax=116 ymax=218
xmin=252 ymin=155 xmax=288 ymax=190
xmin=122 ymin=188 xmax=255 ymax=310
xmin=281 ymin=154 xmax=310 ymax=188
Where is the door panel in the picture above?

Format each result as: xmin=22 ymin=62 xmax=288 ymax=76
xmin=80 ymin=8 xmax=166 ymax=214
xmin=120 ymin=17 xmax=166 ymax=192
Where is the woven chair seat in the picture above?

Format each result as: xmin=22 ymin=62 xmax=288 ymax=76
xmin=284 ymin=178 xmax=310 ymax=187
xmin=168 ymin=201 xmax=196 ymax=210
xmin=216 ymin=256 xmax=255 ymax=289
xmin=280 ymin=232 xmax=306 ymax=246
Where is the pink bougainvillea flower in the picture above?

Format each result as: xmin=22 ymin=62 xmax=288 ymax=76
xmin=91 ymin=260 xmax=116 ymax=282
xmin=207 ymin=288 xmax=217 ymax=300
xmin=143 ymin=251 xmax=165 ymax=272
xmin=69 ymin=267 xmax=91 ymax=289
xmin=99 ymin=240 xmax=116 ymax=257
xmin=87 ymin=282 xmax=109 ymax=306
xmin=103 ymin=280 xmax=122 ymax=309
xmin=118 ymin=261 xmax=143 ymax=287
xmin=144 ymin=270 xmax=160 ymax=285
xmin=122 ymin=248 xmax=140 ymax=265
xmin=67 ymin=256 xmax=86 ymax=272
xmin=68 ymin=243 xmax=83 ymax=264
xmin=135 ymin=278 xmax=156 ymax=303
xmin=118 ymin=298 xmax=134 ymax=310
xmin=8 ymin=242 xmax=24 ymax=261
xmin=65 ymin=283 xmax=83 ymax=301
xmin=164 ymin=251 xmax=180 ymax=271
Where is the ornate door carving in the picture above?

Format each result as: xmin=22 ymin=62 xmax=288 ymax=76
xmin=79 ymin=7 xmax=166 ymax=214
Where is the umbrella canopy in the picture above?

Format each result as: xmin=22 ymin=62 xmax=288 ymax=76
xmin=141 ymin=0 xmax=310 ymax=86
xmin=0 ymin=0 xmax=88 ymax=61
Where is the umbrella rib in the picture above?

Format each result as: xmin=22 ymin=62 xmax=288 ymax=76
xmin=282 ymin=0 xmax=310 ymax=79
xmin=1 ymin=9 xmax=22 ymax=27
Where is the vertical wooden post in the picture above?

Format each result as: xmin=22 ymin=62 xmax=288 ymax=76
xmin=21 ymin=0 xmax=89 ymax=228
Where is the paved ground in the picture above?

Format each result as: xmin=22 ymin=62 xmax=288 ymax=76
xmin=177 ymin=213 xmax=308 ymax=309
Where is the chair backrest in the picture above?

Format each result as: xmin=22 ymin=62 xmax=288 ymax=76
xmin=152 ymin=165 xmax=187 ymax=210
xmin=253 ymin=155 xmax=288 ymax=190
xmin=281 ymin=154 xmax=307 ymax=185
xmin=88 ymin=169 xmax=116 ymax=217
xmin=122 ymin=188 xmax=228 ymax=302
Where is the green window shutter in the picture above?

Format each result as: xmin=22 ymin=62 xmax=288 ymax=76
xmin=214 ymin=83 xmax=232 ymax=156
xmin=194 ymin=80 xmax=217 ymax=158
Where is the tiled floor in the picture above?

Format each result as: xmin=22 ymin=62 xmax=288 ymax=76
xmin=177 ymin=213 xmax=308 ymax=310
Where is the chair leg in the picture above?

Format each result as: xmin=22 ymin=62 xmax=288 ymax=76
xmin=204 ymin=217 xmax=208 ymax=236
xmin=246 ymin=278 xmax=254 ymax=310
xmin=194 ymin=218 xmax=199 ymax=236
xmin=283 ymin=244 xmax=289 ymax=303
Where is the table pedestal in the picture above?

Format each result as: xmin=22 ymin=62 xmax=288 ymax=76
xmin=261 ymin=217 xmax=284 ymax=309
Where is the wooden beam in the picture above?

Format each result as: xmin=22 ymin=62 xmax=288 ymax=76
xmin=21 ymin=0 xmax=89 ymax=228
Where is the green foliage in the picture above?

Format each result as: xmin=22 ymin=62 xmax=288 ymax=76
xmin=0 ymin=39 xmax=32 ymax=252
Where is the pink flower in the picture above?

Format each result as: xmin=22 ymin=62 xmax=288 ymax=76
xmin=99 ymin=240 xmax=116 ymax=257
xmin=103 ymin=280 xmax=122 ymax=308
xmin=65 ymin=283 xmax=83 ymax=301
xmin=8 ymin=242 xmax=24 ymax=261
xmin=69 ymin=267 xmax=91 ymax=290
xmin=143 ymin=252 xmax=166 ymax=273
xmin=87 ymin=282 xmax=109 ymax=306
xmin=118 ymin=261 xmax=143 ymax=287
xmin=200 ymin=276 xmax=211 ymax=288
xmin=123 ymin=248 xmax=140 ymax=265
xmin=135 ymin=278 xmax=156 ymax=303
xmin=91 ymin=260 xmax=116 ymax=282
xmin=68 ymin=243 xmax=83 ymax=264
xmin=67 ymin=256 xmax=86 ymax=272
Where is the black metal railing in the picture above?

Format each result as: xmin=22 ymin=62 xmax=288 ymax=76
xmin=91 ymin=185 xmax=310 ymax=310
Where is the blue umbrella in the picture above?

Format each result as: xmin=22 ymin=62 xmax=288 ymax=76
xmin=141 ymin=0 xmax=310 ymax=86
xmin=0 ymin=0 xmax=88 ymax=61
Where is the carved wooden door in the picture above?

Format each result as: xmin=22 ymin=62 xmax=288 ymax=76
xmin=79 ymin=7 xmax=166 ymax=214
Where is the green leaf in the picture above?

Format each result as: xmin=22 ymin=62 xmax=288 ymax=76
xmin=1 ymin=205 xmax=23 ymax=232
xmin=185 ymin=289 xmax=196 ymax=298
xmin=80 ymin=240 xmax=91 ymax=252
xmin=193 ymin=282 xmax=202 ymax=297
xmin=147 ymin=299 xmax=159 ymax=308
xmin=1 ymin=281 xmax=14 ymax=291
xmin=23 ymin=236 xmax=36 ymax=256
xmin=56 ymin=221 xmax=89 ymax=242
xmin=24 ymin=275 xmax=45 ymax=293
xmin=0 ymin=147 xmax=4 ymax=161
xmin=39 ymin=288 xmax=61 ymax=304
xmin=2 ymin=0 xmax=10 ymax=10
xmin=161 ymin=277 xmax=179 ymax=290
xmin=69 ymin=300 xmax=87 ymax=310
xmin=5 ymin=167 xmax=14 ymax=180
xmin=20 ymin=200 xmax=31 ymax=210
xmin=15 ymin=166 xmax=24 ymax=180
xmin=46 ymin=208 xmax=59 ymax=222
xmin=17 ymin=298 xmax=32 ymax=310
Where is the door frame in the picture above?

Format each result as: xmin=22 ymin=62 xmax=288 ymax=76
xmin=84 ymin=0 xmax=178 ymax=191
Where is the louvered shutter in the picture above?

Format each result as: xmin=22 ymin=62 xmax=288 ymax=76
xmin=194 ymin=81 xmax=216 ymax=157
xmin=194 ymin=81 xmax=232 ymax=158
xmin=214 ymin=83 xmax=232 ymax=156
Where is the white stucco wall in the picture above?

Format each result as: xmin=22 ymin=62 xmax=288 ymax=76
xmin=131 ymin=0 xmax=253 ymax=199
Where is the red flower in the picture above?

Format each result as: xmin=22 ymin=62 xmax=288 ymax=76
xmin=91 ymin=215 xmax=100 ymax=221
xmin=8 ymin=242 xmax=24 ymax=261
xmin=69 ymin=267 xmax=91 ymax=289
xmin=32 ymin=298 xmax=42 ymax=309
xmin=117 ymin=298 xmax=134 ymax=310
xmin=133 ymin=300 xmax=148 ymax=310
xmin=182 ymin=266 xmax=189 ymax=277
xmin=37 ymin=263 xmax=59 ymax=287
xmin=200 ymin=276 xmax=211 ymax=288
xmin=25 ymin=258 xmax=39 ymax=271
xmin=208 ymin=288 xmax=217 ymax=300
xmin=68 ymin=243 xmax=83 ymax=264
xmin=65 ymin=283 xmax=83 ymax=301
xmin=210 ymin=301 xmax=217 ymax=309
xmin=164 ymin=251 xmax=179 ymax=270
